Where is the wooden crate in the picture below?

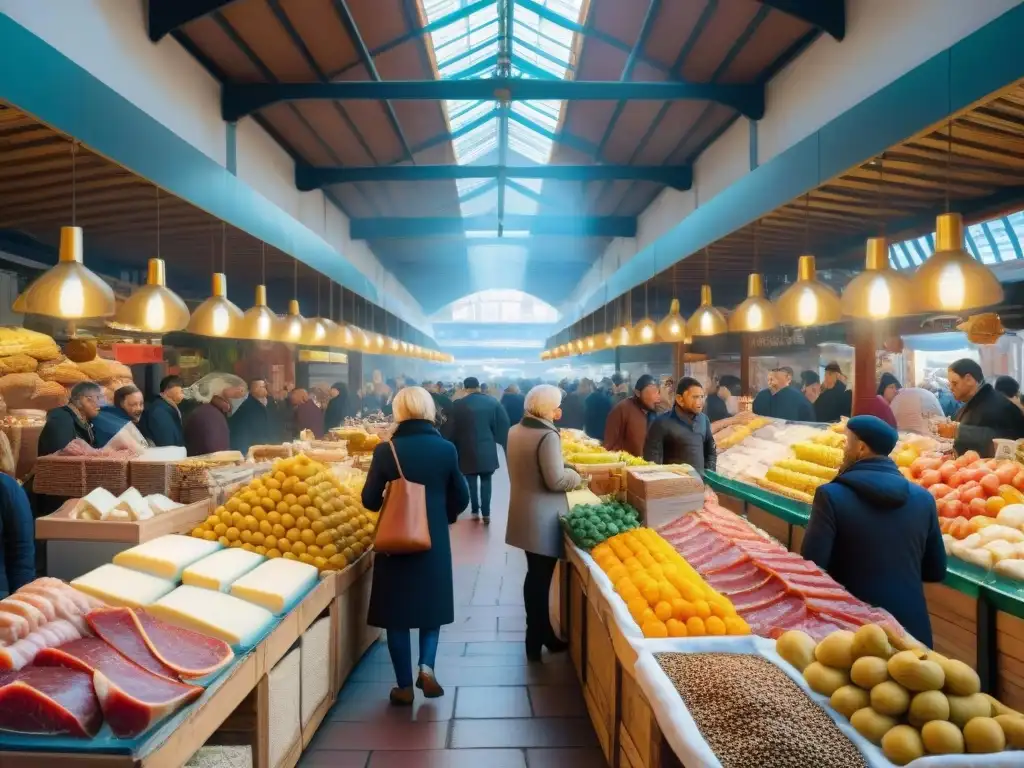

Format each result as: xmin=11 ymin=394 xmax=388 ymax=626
xmin=584 ymin=597 xmax=617 ymax=764
xmin=335 ymin=553 xmax=380 ymax=690
xmin=997 ymin=611 xmax=1024 ymax=712
xmin=925 ymin=583 xmax=978 ymax=670
xmin=569 ymin=564 xmax=586 ymax=686
xmin=35 ymin=498 xmax=212 ymax=544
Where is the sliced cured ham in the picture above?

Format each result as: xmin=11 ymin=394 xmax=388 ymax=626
xmin=89 ymin=607 xmax=234 ymax=680
xmin=693 ymin=546 xmax=749 ymax=573
xmin=0 ymin=666 xmax=102 ymax=738
xmin=0 ymin=579 xmax=100 ymax=647
xmin=0 ymin=619 xmax=85 ymax=671
xmin=35 ymin=637 xmax=203 ymax=738
xmin=0 ymin=597 xmax=47 ymax=633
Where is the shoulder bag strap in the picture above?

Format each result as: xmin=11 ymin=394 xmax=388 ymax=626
xmin=387 ymin=438 xmax=405 ymax=479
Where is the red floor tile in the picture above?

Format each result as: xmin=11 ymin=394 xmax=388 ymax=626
xmin=330 ymin=682 xmax=455 ymax=722
xmin=449 ymin=717 xmax=599 ymax=749
xmin=526 ymin=747 xmax=607 ymax=767
xmin=299 ymin=749 xmax=370 ymax=767
xmin=369 ymin=750 xmax=527 ymax=768
xmin=528 ymin=686 xmax=587 ymax=718
xmin=313 ymin=721 xmax=449 ymax=751
xmin=454 ymin=686 xmax=533 ymax=718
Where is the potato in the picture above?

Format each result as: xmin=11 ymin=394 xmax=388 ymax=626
xmin=888 ymin=650 xmax=945 ymax=692
xmin=882 ymin=724 xmax=925 ymax=766
xmin=830 ymin=685 xmax=870 ymax=719
xmin=850 ymin=656 xmax=889 ymax=689
xmin=948 ymin=693 xmax=993 ymax=729
xmin=921 ymin=720 xmax=965 ymax=755
xmin=939 ymin=658 xmax=981 ymax=696
xmin=804 ymin=662 xmax=850 ymax=697
xmin=850 ymin=707 xmax=898 ymax=745
xmin=851 ymin=624 xmax=890 ymax=659
xmin=815 ymin=630 xmax=856 ymax=670
xmin=776 ymin=630 xmax=817 ymax=673
xmin=909 ymin=690 xmax=950 ymax=728
xmin=994 ymin=714 xmax=1024 ymax=748
xmin=963 ymin=716 xmax=1006 ymax=753
xmin=871 ymin=681 xmax=911 ymax=717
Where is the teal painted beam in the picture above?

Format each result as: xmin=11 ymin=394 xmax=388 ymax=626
xmin=0 ymin=13 xmax=379 ymax=303
xmin=352 ymin=216 xmax=636 ymax=239
xmin=148 ymin=0 xmax=238 ymax=42
xmin=222 ymin=79 xmax=766 ymax=121
xmin=557 ymin=2 xmax=1024 ymax=329
xmin=297 ymin=164 xmax=692 ymax=188
xmin=756 ymin=0 xmax=845 ymax=40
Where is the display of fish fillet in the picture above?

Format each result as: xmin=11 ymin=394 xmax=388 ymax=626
xmin=0 ymin=578 xmax=102 ymax=666
xmin=35 ymin=637 xmax=202 ymax=738
xmin=0 ymin=666 xmax=102 ymax=738
xmin=0 ymin=619 xmax=85 ymax=671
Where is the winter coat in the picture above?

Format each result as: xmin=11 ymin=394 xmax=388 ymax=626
xmin=0 ymin=473 xmax=35 ymax=597
xmin=38 ymin=405 xmax=95 ymax=457
xmin=643 ymin=407 xmax=717 ymax=475
xmin=450 ymin=392 xmax=510 ymax=475
xmin=93 ymin=405 xmax=133 ymax=448
xmin=584 ymin=390 xmax=613 ymax=440
xmin=361 ymin=420 xmax=470 ymax=629
xmin=604 ymin=396 xmax=656 ymax=458
xmin=704 ymin=393 xmax=730 ymax=423
xmin=431 ymin=392 xmax=455 ymax=440
xmin=505 ymin=416 xmax=582 ymax=559
xmin=140 ymin=397 xmax=184 ymax=447
xmin=229 ymin=396 xmax=274 ymax=455
xmin=184 ymin=403 xmax=231 ymax=457
xmin=324 ymin=394 xmax=351 ymax=431
xmin=803 ymin=457 xmax=946 ymax=647
xmin=752 ymin=386 xmax=816 ymax=422
xmin=556 ymin=392 xmax=585 ymax=430
xmin=501 ymin=392 xmax=525 ymax=427
xmin=855 ymin=395 xmax=897 ymax=428
xmin=953 ymin=382 xmax=1024 ymax=458
xmin=814 ymin=381 xmax=852 ymax=423
xmin=292 ymin=400 xmax=325 ymax=439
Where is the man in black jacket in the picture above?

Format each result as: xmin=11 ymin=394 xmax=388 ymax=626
xmin=140 ymin=375 xmax=185 ymax=447
xmin=803 ymin=415 xmax=946 ymax=646
xmin=500 ymin=383 xmax=525 ymax=426
xmin=38 ymin=380 xmax=101 ymax=456
xmin=450 ymin=377 xmax=510 ymax=523
xmin=643 ymin=377 xmax=716 ymax=476
xmin=937 ymin=359 xmax=1024 ymax=457
xmin=814 ymin=362 xmax=852 ymax=423
xmin=584 ymin=378 xmax=613 ymax=440
xmin=752 ymin=367 xmax=815 ymax=422
xmin=230 ymin=378 xmax=274 ymax=454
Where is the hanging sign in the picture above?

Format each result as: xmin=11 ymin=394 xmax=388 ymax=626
xmin=111 ymin=343 xmax=162 ymax=365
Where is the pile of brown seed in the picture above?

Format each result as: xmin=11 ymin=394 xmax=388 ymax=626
xmin=655 ymin=652 xmax=868 ymax=768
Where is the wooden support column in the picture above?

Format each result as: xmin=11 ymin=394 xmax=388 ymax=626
xmin=740 ymin=335 xmax=752 ymax=396
xmin=348 ymin=350 xmax=364 ymax=397
xmin=850 ymin=321 xmax=878 ymax=416
xmin=672 ymin=342 xmax=684 ymax=381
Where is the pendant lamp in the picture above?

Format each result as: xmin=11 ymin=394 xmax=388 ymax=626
xmin=611 ymin=293 xmax=633 ymax=347
xmin=305 ymin=278 xmax=336 ymax=347
xmin=729 ymin=274 xmax=777 ymax=332
xmin=657 ymin=299 xmax=689 ymax=343
xmin=915 ymin=212 xmax=1003 ymax=313
xmin=775 ymin=255 xmax=841 ymax=327
xmin=687 ymin=284 xmax=728 ymax=336
xmin=629 ymin=282 xmax=657 ymax=344
xmin=187 ymin=272 xmax=243 ymax=338
xmin=115 ymin=258 xmax=189 ymax=333
xmin=841 ymin=237 xmax=915 ymax=319
xmin=238 ymin=244 xmax=283 ymax=341
xmin=281 ymin=299 xmax=310 ymax=345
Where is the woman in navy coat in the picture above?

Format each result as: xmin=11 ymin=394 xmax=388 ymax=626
xmin=362 ymin=387 xmax=469 ymax=706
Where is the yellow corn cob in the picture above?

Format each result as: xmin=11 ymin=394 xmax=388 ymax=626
xmin=753 ymin=476 xmax=815 ymax=504
xmin=773 ymin=458 xmax=838 ymax=481
xmin=765 ymin=466 xmax=827 ymax=495
xmin=568 ymin=452 xmax=623 ymax=465
xmin=811 ymin=431 xmax=847 ymax=448
xmin=792 ymin=441 xmax=844 ymax=469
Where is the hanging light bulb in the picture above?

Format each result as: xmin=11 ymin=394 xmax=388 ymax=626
xmin=687 ymin=285 xmax=728 ymax=336
xmin=235 ymin=285 xmax=281 ymax=341
xmin=187 ymin=273 xmax=243 ymax=338
xmin=584 ymin=335 xmax=596 ymax=352
xmin=280 ymin=299 xmax=310 ymax=344
xmin=841 ymin=237 xmax=915 ymax=319
xmin=656 ymin=299 xmax=689 ymax=342
xmin=774 ymin=255 xmax=841 ymax=327
xmin=729 ymin=274 xmax=778 ymax=332
xmin=115 ymin=258 xmax=189 ymax=333
xmin=915 ymin=213 xmax=1002 ymax=312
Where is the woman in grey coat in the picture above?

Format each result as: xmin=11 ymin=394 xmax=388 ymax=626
xmin=505 ymin=384 xmax=582 ymax=661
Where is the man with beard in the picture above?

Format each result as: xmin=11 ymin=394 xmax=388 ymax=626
xmin=801 ymin=415 xmax=946 ymax=647
xmin=751 ymin=367 xmax=815 ymax=421
xmin=93 ymin=385 xmax=144 ymax=447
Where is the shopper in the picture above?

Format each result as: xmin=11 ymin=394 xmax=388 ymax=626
xmin=140 ymin=375 xmax=185 ymax=447
xmin=802 ymin=415 xmax=946 ymax=646
xmin=850 ymin=372 xmax=897 ymax=428
xmin=505 ymin=384 xmax=581 ymax=661
xmin=429 ymin=381 xmax=455 ymax=440
xmin=604 ymin=374 xmax=660 ymax=457
xmin=361 ymin=387 xmax=469 ymax=705
xmin=0 ymin=468 xmax=34 ymax=597
xmin=230 ymin=378 xmax=274 ymax=454
xmin=501 ymin=383 xmax=526 ymax=426
xmin=557 ymin=380 xmax=588 ymax=429
xmin=93 ymin=384 xmax=144 ymax=447
xmin=323 ymin=382 xmax=351 ymax=431
xmin=937 ymin=359 xmax=1024 ymax=457
xmin=289 ymin=388 xmax=325 ymax=439
xmin=611 ymin=372 xmax=630 ymax=403
xmin=705 ymin=375 xmax=740 ymax=423
xmin=888 ymin=384 xmax=945 ymax=435
xmin=655 ymin=376 xmax=676 ymax=415
xmin=450 ymin=376 xmax=510 ymax=523
xmin=38 ymin=380 xmax=101 ymax=456
xmin=814 ymin=362 xmax=853 ymax=423
xmin=584 ymin=378 xmax=614 ymax=440
xmin=182 ymin=374 xmax=244 ymax=456
xmin=644 ymin=377 xmax=717 ymax=475
xmin=800 ymin=370 xmax=821 ymax=404
xmin=752 ymin=367 xmax=815 ymax=421
xmin=994 ymin=375 xmax=1022 ymax=405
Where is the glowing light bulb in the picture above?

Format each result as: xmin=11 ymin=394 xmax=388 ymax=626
xmin=287 ymin=317 xmax=302 ymax=341
xmin=256 ymin=314 xmax=270 ymax=338
xmin=586 ymin=337 xmax=594 ymax=350
xmin=938 ymin=262 xmax=966 ymax=310
xmin=867 ymin=276 xmax=891 ymax=318
xmin=641 ymin=325 xmax=653 ymax=342
xmin=604 ymin=333 xmax=613 ymax=347
xmin=144 ymin=294 xmax=165 ymax=331
xmin=59 ymin=275 xmax=85 ymax=317
xmin=797 ymin=288 xmax=818 ymax=325
xmin=212 ymin=305 xmax=229 ymax=336
xmin=344 ymin=328 xmax=354 ymax=345
xmin=747 ymin=303 xmax=763 ymax=330
xmin=697 ymin=310 xmax=710 ymax=334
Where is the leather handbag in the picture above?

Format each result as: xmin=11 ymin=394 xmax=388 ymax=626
xmin=373 ymin=439 xmax=432 ymax=555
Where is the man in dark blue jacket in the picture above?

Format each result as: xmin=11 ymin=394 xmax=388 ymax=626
xmin=450 ymin=377 xmax=510 ymax=523
xmin=802 ymin=415 xmax=946 ymax=647
xmin=140 ymin=375 xmax=185 ymax=448
xmin=93 ymin=385 xmax=145 ymax=447
xmin=584 ymin=379 xmax=613 ymax=440
xmin=752 ymin=366 xmax=816 ymax=422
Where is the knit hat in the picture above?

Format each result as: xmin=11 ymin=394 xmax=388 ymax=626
xmin=634 ymin=374 xmax=657 ymax=393
xmin=846 ymin=415 xmax=898 ymax=457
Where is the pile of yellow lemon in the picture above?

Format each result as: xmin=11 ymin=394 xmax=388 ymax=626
xmin=190 ymin=453 xmax=376 ymax=572
xmin=592 ymin=528 xmax=750 ymax=639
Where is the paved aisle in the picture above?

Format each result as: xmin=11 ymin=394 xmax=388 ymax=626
xmin=301 ymin=455 xmax=602 ymax=767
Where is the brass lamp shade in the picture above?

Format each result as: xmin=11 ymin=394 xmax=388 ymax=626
xmin=573 ymin=338 xmax=584 ymax=355
xmin=597 ymin=329 xmax=614 ymax=349
xmin=15 ymin=227 xmax=116 ymax=319
xmin=280 ymin=299 xmax=310 ymax=345
xmin=308 ymin=317 xmax=339 ymax=347
xmin=656 ymin=299 xmax=691 ymax=343
xmin=612 ymin=324 xmax=632 ymax=348
xmin=114 ymin=258 xmax=189 ymax=333
xmin=584 ymin=335 xmax=596 ymax=352
xmin=841 ymin=237 xmax=915 ymax=319
xmin=915 ymin=213 xmax=1003 ymax=312
xmin=237 ymin=285 xmax=283 ymax=341
xmin=774 ymin=255 xmax=842 ymax=327
xmin=187 ymin=273 xmax=243 ymax=338
xmin=387 ymin=337 xmax=400 ymax=353
xmin=729 ymin=274 xmax=778 ymax=332
xmin=631 ymin=317 xmax=657 ymax=345
xmin=687 ymin=285 xmax=728 ymax=336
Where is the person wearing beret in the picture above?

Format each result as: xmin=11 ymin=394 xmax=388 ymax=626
xmin=802 ymin=415 xmax=947 ymax=647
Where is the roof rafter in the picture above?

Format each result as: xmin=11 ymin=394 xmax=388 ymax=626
xmin=147 ymin=0 xmax=239 ymax=42
xmin=756 ymin=0 xmax=845 ymax=41
xmin=222 ymin=79 xmax=765 ymax=121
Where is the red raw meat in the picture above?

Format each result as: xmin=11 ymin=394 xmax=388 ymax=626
xmin=805 ymin=599 xmax=903 ymax=637
xmin=726 ymin=576 xmax=788 ymax=610
xmin=683 ymin=538 xmax=738 ymax=568
xmin=0 ymin=666 xmax=102 ymax=738
xmin=91 ymin=608 xmax=234 ymax=680
xmin=84 ymin=609 xmax=178 ymax=680
xmin=35 ymin=638 xmax=202 ymax=738
xmin=693 ymin=546 xmax=749 ymax=573
xmin=742 ymin=594 xmax=806 ymax=629
xmin=704 ymin=560 xmax=761 ymax=585
xmin=765 ymin=612 xmax=848 ymax=642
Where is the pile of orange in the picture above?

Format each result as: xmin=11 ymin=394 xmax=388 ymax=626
xmin=592 ymin=528 xmax=749 ymax=639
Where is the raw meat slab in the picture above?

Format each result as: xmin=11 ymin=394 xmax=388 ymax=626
xmin=0 ymin=666 xmax=102 ymax=738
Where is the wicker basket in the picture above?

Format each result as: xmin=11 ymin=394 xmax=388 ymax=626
xmin=129 ymin=460 xmax=178 ymax=499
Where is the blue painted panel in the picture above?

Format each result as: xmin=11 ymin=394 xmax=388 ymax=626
xmin=0 ymin=14 xmax=378 ymax=304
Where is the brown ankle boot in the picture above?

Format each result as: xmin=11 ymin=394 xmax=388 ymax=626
xmin=416 ymin=669 xmax=445 ymax=698
xmin=389 ymin=686 xmax=414 ymax=706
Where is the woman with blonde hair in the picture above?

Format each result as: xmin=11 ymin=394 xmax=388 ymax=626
xmin=505 ymin=384 xmax=581 ymax=660
xmin=361 ymin=386 xmax=469 ymax=705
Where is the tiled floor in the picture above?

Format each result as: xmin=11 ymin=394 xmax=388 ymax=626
xmin=302 ymin=458 xmax=603 ymax=767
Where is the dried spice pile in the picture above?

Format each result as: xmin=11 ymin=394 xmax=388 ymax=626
xmin=655 ymin=652 xmax=868 ymax=768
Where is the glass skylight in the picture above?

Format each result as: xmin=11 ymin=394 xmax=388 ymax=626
xmin=889 ymin=210 xmax=1024 ymax=269
xmin=421 ymin=0 xmax=584 ymax=221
